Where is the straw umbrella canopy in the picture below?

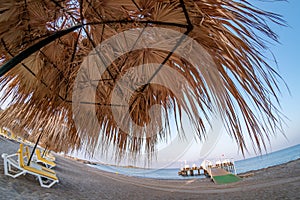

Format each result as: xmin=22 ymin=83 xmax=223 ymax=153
xmin=0 ymin=0 xmax=285 ymax=160
xmin=0 ymin=103 xmax=81 ymax=153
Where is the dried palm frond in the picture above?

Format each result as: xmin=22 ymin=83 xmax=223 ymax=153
xmin=0 ymin=0 xmax=285 ymax=160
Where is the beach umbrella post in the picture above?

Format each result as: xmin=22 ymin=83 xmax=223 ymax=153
xmin=27 ymin=131 xmax=43 ymax=166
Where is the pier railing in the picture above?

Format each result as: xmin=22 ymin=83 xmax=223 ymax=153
xmin=178 ymin=158 xmax=237 ymax=177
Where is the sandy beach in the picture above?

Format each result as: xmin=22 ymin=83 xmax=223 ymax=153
xmin=0 ymin=136 xmax=299 ymax=200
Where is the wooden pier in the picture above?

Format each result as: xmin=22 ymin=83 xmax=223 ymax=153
xmin=178 ymin=166 xmax=208 ymax=176
xmin=210 ymin=167 xmax=229 ymax=176
xmin=178 ymin=159 xmax=241 ymax=184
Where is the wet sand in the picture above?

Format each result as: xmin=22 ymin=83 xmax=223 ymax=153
xmin=0 ymin=136 xmax=299 ymax=199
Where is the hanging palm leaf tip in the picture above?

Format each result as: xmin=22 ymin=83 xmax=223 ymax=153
xmin=0 ymin=0 xmax=285 ymax=159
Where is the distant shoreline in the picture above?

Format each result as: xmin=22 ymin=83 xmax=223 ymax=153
xmin=65 ymin=143 xmax=300 ymax=175
xmin=237 ymin=157 xmax=300 ymax=175
xmin=69 ymin=143 xmax=300 ymax=178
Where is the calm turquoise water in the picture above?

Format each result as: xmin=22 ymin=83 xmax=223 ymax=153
xmin=89 ymin=144 xmax=300 ymax=179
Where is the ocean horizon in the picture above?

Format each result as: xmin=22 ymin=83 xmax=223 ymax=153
xmin=88 ymin=144 xmax=300 ymax=180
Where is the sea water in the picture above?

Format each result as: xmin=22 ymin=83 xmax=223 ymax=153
xmin=88 ymin=144 xmax=300 ymax=179
xmin=235 ymin=144 xmax=300 ymax=174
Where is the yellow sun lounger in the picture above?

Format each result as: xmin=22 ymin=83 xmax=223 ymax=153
xmin=35 ymin=149 xmax=56 ymax=168
xmin=1 ymin=144 xmax=59 ymax=188
xmin=44 ymin=151 xmax=56 ymax=162
xmin=24 ymin=146 xmax=56 ymax=174
xmin=25 ymin=146 xmax=56 ymax=169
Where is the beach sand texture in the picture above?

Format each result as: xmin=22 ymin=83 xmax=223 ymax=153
xmin=0 ymin=136 xmax=299 ymax=200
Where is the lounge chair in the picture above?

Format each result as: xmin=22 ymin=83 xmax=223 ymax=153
xmin=1 ymin=144 xmax=59 ymax=188
xmin=25 ymin=146 xmax=56 ymax=169
xmin=44 ymin=151 xmax=56 ymax=162
xmin=24 ymin=146 xmax=56 ymax=168
xmin=35 ymin=149 xmax=56 ymax=168
xmin=0 ymin=128 xmax=9 ymax=138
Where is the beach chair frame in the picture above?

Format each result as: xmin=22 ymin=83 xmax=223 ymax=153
xmin=1 ymin=145 xmax=59 ymax=188
xmin=24 ymin=146 xmax=56 ymax=169
xmin=35 ymin=149 xmax=56 ymax=168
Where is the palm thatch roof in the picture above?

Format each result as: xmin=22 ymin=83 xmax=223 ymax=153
xmin=0 ymin=104 xmax=81 ymax=153
xmin=0 ymin=0 xmax=285 ymax=160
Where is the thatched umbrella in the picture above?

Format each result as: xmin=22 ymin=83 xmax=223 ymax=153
xmin=0 ymin=0 xmax=285 ymax=160
xmin=1 ymin=104 xmax=80 ymax=153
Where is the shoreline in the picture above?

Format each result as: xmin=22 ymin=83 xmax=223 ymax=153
xmin=69 ymin=144 xmax=300 ymax=176
xmin=0 ymin=137 xmax=299 ymax=199
xmin=238 ymin=157 xmax=300 ymax=175
xmin=87 ymin=157 xmax=300 ymax=181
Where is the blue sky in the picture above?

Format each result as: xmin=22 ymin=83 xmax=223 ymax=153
xmin=198 ymin=0 xmax=300 ymax=160
xmin=147 ymin=0 xmax=300 ymax=167
xmin=256 ymin=0 xmax=300 ymax=147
